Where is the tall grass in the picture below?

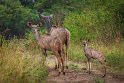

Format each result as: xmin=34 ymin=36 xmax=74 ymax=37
xmin=0 ymin=37 xmax=48 ymax=83
xmin=64 ymin=7 xmax=124 ymax=75
xmin=68 ymin=41 xmax=86 ymax=62
xmin=68 ymin=40 xmax=124 ymax=75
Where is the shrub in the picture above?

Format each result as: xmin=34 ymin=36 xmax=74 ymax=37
xmin=0 ymin=37 xmax=48 ymax=83
xmin=107 ymin=52 xmax=124 ymax=74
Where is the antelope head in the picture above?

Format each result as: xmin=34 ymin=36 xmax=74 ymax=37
xmin=27 ymin=22 xmax=42 ymax=34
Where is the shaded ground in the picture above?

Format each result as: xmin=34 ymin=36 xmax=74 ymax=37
xmin=46 ymin=56 xmax=124 ymax=83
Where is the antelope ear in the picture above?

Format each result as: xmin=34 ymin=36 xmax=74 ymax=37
xmin=37 ymin=22 xmax=42 ymax=27
xmin=80 ymin=38 xmax=82 ymax=42
xmin=27 ymin=22 xmax=32 ymax=27
xmin=87 ymin=39 xmax=90 ymax=42
xmin=52 ymin=25 xmax=57 ymax=28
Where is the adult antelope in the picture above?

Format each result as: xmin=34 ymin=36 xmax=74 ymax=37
xmin=49 ymin=26 xmax=70 ymax=69
xmin=27 ymin=22 xmax=65 ymax=75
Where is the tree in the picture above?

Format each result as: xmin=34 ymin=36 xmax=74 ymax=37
xmin=0 ymin=0 xmax=39 ymax=36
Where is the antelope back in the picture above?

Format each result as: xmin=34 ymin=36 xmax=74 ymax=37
xmin=50 ymin=28 xmax=70 ymax=44
xmin=37 ymin=35 xmax=62 ymax=51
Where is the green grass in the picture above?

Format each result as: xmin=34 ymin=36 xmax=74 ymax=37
xmin=107 ymin=52 xmax=124 ymax=75
xmin=68 ymin=64 xmax=79 ymax=70
xmin=94 ymin=78 xmax=105 ymax=83
xmin=68 ymin=42 xmax=86 ymax=62
xmin=69 ymin=40 xmax=124 ymax=75
xmin=0 ymin=38 xmax=48 ymax=83
xmin=1 ymin=34 xmax=124 ymax=83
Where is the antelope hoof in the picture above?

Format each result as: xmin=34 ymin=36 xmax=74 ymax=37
xmin=55 ymin=65 xmax=58 ymax=70
xmin=66 ymin=66 xmax=68 ymax=69
xmin=87 ymin=71 xmax=91 ymax=74
xmin=57 ymin=72 xmax=61 ymax=76
xmin=63 ymin=72 xmax=65 ymax=75
xmin=102 ymin=74 xmax=106 ymax=77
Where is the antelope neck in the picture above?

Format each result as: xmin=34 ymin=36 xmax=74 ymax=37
xmin=33 ymin=30 xmax=41 ymax=42
xmin=84 ymin=43 xmax=88 ymax=50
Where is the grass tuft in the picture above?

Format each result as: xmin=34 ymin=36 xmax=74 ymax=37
xmin=0 ymin=37 xmax=48 ymax=83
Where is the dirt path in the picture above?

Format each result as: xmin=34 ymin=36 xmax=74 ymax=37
xmin=46 ymin=56 xmax=124 ymax=83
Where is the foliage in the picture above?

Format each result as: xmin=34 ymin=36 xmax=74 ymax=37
xmin=64 ymin=12 xmax=98 ymax=41
xmin=69 ymin=64 xmax=79 ymax=70
xmin=19 ymin=0 xmax=35 ymax=8
xmin=69 ymin=40 xmax=124 ymax=75
xmin=1 ymin=0 xmax=124 ymax=40
xmin=107 ymin=52 xmax=124 ymax=74
xmin=68 ymin=42 xmax=85 ymax=62
xmin=0 ymin=0 xmax=124 ymax=80
xmin=0 ymin=37 xmax=48 ymax=83
xmin=0 ymin=0 xmax=39 ymax=36
xmin=64 ymin=0 xmax=124 ymax=43
xmin=95 ymin=78 xmax=105 ymax=83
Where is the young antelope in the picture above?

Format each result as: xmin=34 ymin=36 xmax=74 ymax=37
xmin=82 ymin=40 xmax=106 ymax=77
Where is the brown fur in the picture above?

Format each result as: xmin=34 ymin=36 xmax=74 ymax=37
xmin=27 ymin=22 xmax=65 ymax=75
xmin=82 ymin=40 xmax=106 ymax=77
xmin=49 ymin=26 xmax=70 ymax=68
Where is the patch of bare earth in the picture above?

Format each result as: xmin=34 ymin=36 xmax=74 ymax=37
xmin=46 ymin=56 xmax=124 ymax=83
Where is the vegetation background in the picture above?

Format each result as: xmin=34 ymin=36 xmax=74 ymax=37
xmin=0 ymin=0 xmax=124 ymax=83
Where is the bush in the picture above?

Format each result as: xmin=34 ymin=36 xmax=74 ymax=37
xmin=64 ymin=10 xmax=120 ymax=44
xmin=0 ymin=37 xmax=48 ymax=83
xmin=95 ymin=78 xmax=105 ymax=83
xmin=68 ymin=42 xmax=85 ymax=62
xmin=0 ymin=0 xmax=39 ymax=36
xmin=107 ymin=52 xmax=124 ymax=74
